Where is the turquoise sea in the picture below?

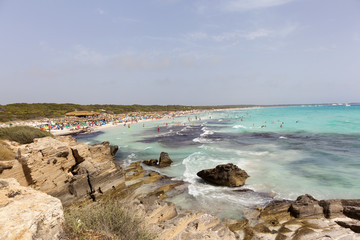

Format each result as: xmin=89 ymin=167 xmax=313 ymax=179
xmin=77 ymin=105 xmax=360 ymax=219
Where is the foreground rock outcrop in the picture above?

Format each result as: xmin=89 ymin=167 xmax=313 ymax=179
xmin=0 ymin=178 xmax=64 ymax=240
xmin=197 ymin=163 xmax=249 ymax=187
xmin=108 ymin=162 xmax=237 ymax=240
xmin=143 ymin=151 xmax=173 ymax=168
xmin=0 ymin=136 xmax=124 ymax=205
xmin=234 ymin=194 xmax=360 ymax=239
xmin=2 ymin=135 xmax=360 ymax=240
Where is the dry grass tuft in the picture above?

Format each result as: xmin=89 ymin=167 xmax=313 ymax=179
xmin=0 ymin=141 xmax=15 ymax=160
xmin=64 ymin=199 xmax=156 ymax=240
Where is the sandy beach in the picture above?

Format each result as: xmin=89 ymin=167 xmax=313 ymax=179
xmin=0 ymin=108 xmax=245 ymax=137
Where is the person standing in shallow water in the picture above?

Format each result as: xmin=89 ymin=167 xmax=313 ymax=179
xmin=158 ymin=126 xmax=160 ymax=132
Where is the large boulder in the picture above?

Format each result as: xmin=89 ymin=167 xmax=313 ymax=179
xmin=158 ymin=152 xmax=173 ymax=168
xmin=0 ymin=178 xmax=64 ymax=240
xmin=197 ymin=163 xmax=249 ymax=187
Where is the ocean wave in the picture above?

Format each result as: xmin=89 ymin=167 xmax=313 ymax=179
xmin=176 ymin=126 xmax=192 ymax=136
xmin=200 ymin=127 xmax=214 ymax=137
xmin=158 ymin=129 xmax=174 ymax=137
xmin=233 ymin=124 xmax=248 ymax=129
xmin=193 ymin=137 xmax=213 ymax=143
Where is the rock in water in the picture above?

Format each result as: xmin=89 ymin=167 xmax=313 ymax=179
xmin=158 ymin=152 xmax=173 ymax=168
xmin=0 ymin=178 xmax=64 ymax=239
xmin=143 ymin=159 xmax=158 ymax=166
xmin=197 ymin=163 xmax=249 ymax=187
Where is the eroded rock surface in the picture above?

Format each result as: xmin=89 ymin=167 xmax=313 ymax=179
xmin=235 ymin=195 xmax=360 ymax=239
xmin=197 ymin=163 xmax=249 ymax=187
xmin=0 ymin=136 xmax=124 ymax=205
xmin=289 ymin=194 xmax=324 ymax=218
xmin=0 ymin=178 xmax=64 ymax=240
xmin=106 ymin=162 xmax=237 ymax=240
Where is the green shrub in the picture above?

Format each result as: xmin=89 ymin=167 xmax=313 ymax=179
xmin=0 ymin=141 xmax=15 ymax=160
xmin=64 ymin=199 xmax=156 ymax=240
xmin=0 ymin=126 xmax=53 ymax=144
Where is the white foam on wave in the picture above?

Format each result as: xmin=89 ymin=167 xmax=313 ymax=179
xmin=279 ymin=136 xmax=288 ymax=139
xmin=158 ymin=129 xmax=174 ymax=137
xmin=233 ymin=124 xmax=248 ymax=129
xmin=143 ymin=146 xmax=152 ymax=150
xmin=200 ymin=127 xmax=214 ymax=137
xmin=193 ymin=137 xmax=213 ymax=143
xmin=199 ymin=145 xmax=269 ymax=157
xmin=176 ymin=126 xmax=192 ymax=135
xmin=182 ymin=152 xmax=271 ymax=208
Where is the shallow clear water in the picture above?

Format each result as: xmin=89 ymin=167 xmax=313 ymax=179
xmin=76 ymin=105 xmax=360 ymax=219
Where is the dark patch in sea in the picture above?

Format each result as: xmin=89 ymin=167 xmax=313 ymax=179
xmin=73 ymin=131 xmax=104 ymax=140
xmin=140 ymin=125 xmax=204 ymax=147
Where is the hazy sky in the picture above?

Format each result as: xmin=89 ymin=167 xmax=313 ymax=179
xmin=1 ymin=0 xmax=360 ymax=105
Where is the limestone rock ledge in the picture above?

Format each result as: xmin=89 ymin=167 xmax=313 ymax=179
xmin=0 ymin=136 xmax=124 ymax=205
xmin=121 ymin=162 xmax=360 ymax=239
xmin=0 ymin=178 xmax=64 ymax=240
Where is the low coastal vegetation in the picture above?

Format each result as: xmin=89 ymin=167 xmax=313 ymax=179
xmin=64 ymin=199 xmax=156 ymax=240
xmin=0 ymin=126 xmax=53 ymax=144
xmin=0 ymin=103 xmax=251 ymax=122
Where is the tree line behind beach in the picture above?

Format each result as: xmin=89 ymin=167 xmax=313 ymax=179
xmin=0 ymin=103 xmax=251 ymax=122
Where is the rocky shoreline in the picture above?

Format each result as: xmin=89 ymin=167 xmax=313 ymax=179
xmin=0 ymin=136 xmax=359 ymax=239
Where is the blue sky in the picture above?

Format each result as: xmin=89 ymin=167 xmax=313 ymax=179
xmin=1 ymin=0 xmax=359 ymax=105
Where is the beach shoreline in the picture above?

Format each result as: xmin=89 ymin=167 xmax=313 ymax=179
xmin=0 ymin=107 xmax=250 ymax=136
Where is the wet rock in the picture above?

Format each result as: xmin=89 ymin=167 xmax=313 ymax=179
xmin=158 ymin=152 xmax=173 ymax=168
xmin=143 ymin=159 xmax=158 ymax=166
xmin=143 ymin=152 xmax=173 ymax=168
xmin=197 ymin=163 xmax=249 ymax=187
xmin=109 ymin=145 xmax=118 ymax=156
xmin=288 ymin=194 xmax=324 ymax=218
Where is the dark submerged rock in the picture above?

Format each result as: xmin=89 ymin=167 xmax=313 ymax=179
xmin=196 ymin=163 xmax=249 ymax=187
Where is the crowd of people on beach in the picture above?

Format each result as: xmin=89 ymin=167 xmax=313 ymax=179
xmin=37 ymin=112 xmax=178 ymax=133
xmin=33 ymin=110 xmax=210 ymax=135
